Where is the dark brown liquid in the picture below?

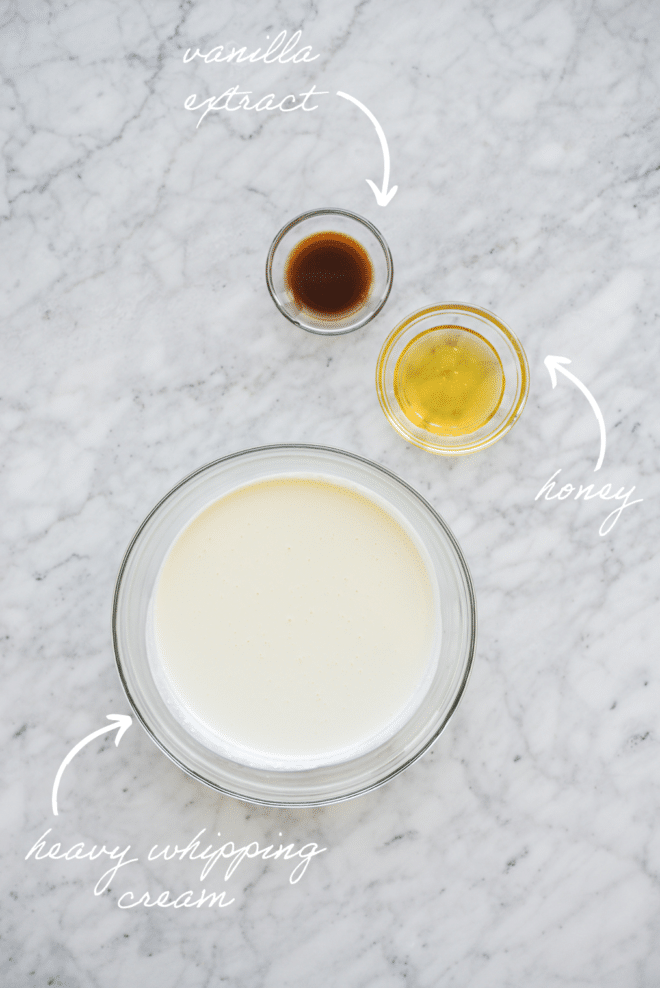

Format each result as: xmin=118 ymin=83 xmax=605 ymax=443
xmin=285 ymin=231 xmax=373 ymax=318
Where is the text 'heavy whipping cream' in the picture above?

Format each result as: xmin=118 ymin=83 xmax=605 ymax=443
xmin=152 ymin=477 xmax=438 ymax=769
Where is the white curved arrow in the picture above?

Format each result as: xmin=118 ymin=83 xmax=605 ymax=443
xmin=336 ymin=91 xmax=398 ymax=206
xmin=52 ymin=714 xmax=132 ymax=816
xmin=544 ymin=355 xmax=606 ymax=472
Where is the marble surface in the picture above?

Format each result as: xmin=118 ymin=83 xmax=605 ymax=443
xmin=2 ymin=0 xmax=659 ymax=984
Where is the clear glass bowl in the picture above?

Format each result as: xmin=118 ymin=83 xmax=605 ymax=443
xmin=266 ymin=208 xmax=393 ymax=335
xmin=376 ymin=303 xmax=530 ymax=455
xmin=112 ymin=445 xmax=476 ymax=806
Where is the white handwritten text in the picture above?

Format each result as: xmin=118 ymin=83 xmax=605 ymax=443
xmin=184 ymin=85 xmax=328 ymax=127
xmin=535 ymin=469 xmax=643 ymax=535
xmin=183 ymin=30 xmax=319 ymax=66
xmin=25 ymin=827 xmax=327 ymax=910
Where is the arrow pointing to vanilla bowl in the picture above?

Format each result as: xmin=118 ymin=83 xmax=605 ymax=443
xmin=336 ymin=92 xmax=398 ymax=206
xmin=51 ymin=714 xmax=132 ymax=816
xmin=544 ymin=355 xmax=607 ymax=472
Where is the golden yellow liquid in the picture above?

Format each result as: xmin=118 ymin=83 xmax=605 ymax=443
xmin=394 ymin=326 xmax=505 ymax=437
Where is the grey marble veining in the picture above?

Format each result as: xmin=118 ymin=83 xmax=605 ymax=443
xmin=2 ymin=0 xmax=659 ymax=985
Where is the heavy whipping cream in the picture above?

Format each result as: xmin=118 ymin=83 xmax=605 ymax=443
xmin=152 ymin=477 xmax=438 ymax=768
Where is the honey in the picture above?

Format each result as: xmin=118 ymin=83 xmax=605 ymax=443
xmin=285 ymin=231 xmax=373 ymax=318
xmin=394 ymin=326 xmax=505 ymax=437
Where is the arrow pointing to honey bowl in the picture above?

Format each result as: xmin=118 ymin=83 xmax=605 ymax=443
xmin=336 ymin=92 xmax=398 ymax=206
xmin=544 ymin=355 xmax=606 ymax=472
xmin=52 ymin=714 xmax=132 ymax=816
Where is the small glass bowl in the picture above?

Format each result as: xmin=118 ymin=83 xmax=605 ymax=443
xmin=113 ymin=445 xmax=476 ymax=807
xmin=266 ymin=208 xmax=393 ymax=335
xmin=376 ymin=303 xmax=530 ymax=455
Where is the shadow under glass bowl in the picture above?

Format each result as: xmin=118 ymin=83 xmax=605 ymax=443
xmin=376 ymin=303 xmax=530 ymax=456
xmin=266 ymin=208 xmax=394 ymax=335
xmin=112 ymin=444 xmax=476 ymax=807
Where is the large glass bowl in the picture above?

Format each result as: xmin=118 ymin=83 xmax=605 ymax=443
xmin=112 ymin=445 xmax=476 ymax=806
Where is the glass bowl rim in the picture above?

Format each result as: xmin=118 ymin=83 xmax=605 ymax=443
xmin=265 ymin=207 xmax=394 ymax=336
xmin=112 ymin=443 xmax=477 ymax=807
xmin=376 ymin=302 xmax=530 ymax=455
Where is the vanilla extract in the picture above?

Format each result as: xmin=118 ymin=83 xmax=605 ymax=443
xmin=285 ymin=231 xmax=373 ymax=319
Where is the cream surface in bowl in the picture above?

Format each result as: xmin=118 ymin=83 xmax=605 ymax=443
xmin=113 ymin=445 xmax=476 ymax=806
xmin=152 ymin=477 xmax=437 ymax=770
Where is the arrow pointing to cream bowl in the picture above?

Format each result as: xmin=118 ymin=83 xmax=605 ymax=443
xmin=544 ymin=355 xmax=606 ymax=472
xmin=336 ymin=91 xmax=398 ymax=206
xmin=52 ymin=714 xmax=132 ymax=816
